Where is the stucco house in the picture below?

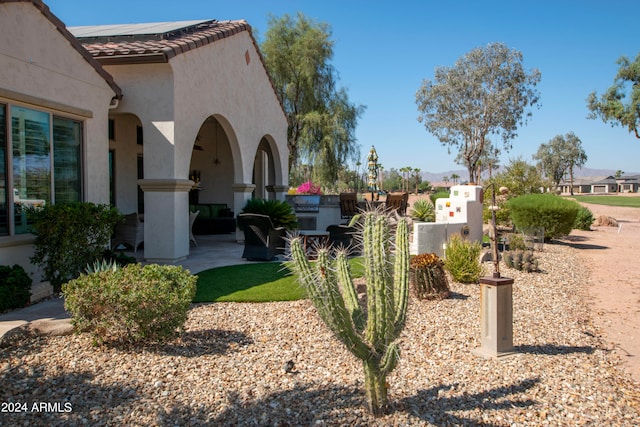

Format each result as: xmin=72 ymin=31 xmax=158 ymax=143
xmin=590 ymin=176 xmax=619 ymax=194
xmin=559 ymin=174 xmax=640 ymax=194
xmin=558 ymin=177 xmax=603 ymax=195
xmin=1 ymin=1 xmax=288 ymax=285
xmin=616 ymin=175 xmax=640 ymax=193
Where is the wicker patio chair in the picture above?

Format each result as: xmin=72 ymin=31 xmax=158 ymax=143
xmin=112 ymin=212 xmax=144 ymax=253
xmin=237 ymin=213 xmax=287 ymax=261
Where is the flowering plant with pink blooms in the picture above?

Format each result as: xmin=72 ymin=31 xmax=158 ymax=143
xmin=296 ymin=181 xmax=323 ymax=195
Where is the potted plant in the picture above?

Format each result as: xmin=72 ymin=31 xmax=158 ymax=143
xmin=293 ymin=181 xmax=323 ymax=212
xmin=240 ymin=199 xmax=298 ymax=230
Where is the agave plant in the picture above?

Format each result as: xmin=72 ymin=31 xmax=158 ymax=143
xmin=85 ymin=258 xmax=119 ymax=274
xmin=409 ymin=198 xmax=435 ymax=222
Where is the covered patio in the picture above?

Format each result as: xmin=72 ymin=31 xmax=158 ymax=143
xmin=72 ymin=19 xmax=289 ymax=264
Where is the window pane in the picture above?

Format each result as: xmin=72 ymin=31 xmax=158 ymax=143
xmin=53 ymin=116 xmax=82 ymax=203
xmin=0 ymin=104 xmax=7 ymax=236
xmin=12 ymin=106 xmax=50 ymax=234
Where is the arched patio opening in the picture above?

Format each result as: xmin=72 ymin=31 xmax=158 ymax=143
xmin=252 ymin=136 xmax=278 ymax=200
xmin=188 ymin=116 xmax=235 ymax=208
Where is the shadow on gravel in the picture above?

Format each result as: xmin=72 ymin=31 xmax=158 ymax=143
xmin=553 ymin=236 xmax=609 ymax=251
xmin=447 ymin=292 xmax=470 ymax=300
xmin=138 ymin=329 xmax=253 ymax=357
xmin=398 ymin=377 xmax=540 ymax=426
xmin=1 ymin=359 xmax=540 ymax=426
xmin=0 ymin=367 xmax=138 ymax=426
xmin=156 ymin=377 xmax=540 ymax=426
xmin=514 ymin=344 xmax=595 ymax=355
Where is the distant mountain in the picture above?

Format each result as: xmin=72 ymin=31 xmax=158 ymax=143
xmin=420 ymin=167 xmax=640 ymax=183
xmin=421 ymin=170 xmax=469 ymax=183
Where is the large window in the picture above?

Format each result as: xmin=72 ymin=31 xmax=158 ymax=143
xmin=0 ymin=105 xmax=6 ymax=235
xmin=0 ymin=104 xmax=83 ymax=236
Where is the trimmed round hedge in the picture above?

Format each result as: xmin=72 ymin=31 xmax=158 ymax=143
xmin=506 ymin=193 xmax=581 ymax=241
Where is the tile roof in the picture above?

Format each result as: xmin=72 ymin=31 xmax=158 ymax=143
xmin=69 ymin=18 xmax=286 ymax=120
xmin=1 ymin=0 xmax=122 ymax=99
xmin=70 ymin=19 xmax=252 ymax=65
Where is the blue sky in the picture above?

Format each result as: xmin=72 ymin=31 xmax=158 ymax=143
xmin=47 ymin=0 xmax=640 ymax=177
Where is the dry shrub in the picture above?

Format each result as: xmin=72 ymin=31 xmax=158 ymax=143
xmin=593 ymin=215 xmax=618 ymax=227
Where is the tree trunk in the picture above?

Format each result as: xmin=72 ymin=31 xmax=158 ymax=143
xmin=569 ymin=166 xmax=574 ymax=196
xmin=364 ymin=360 xmax=388 ymax=417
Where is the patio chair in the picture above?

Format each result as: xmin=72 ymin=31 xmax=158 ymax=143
xmin=385 ymin=192 xmax=409 ymax=216
xmin=326 ymin=224 xmax=360 ymax=255
xmin=237 ymin=213 xmax=287 ymax=261
xmin=189 ymin=210 xmax=200 ymax=247
xmin=112 ymin=212 xmax=144 ymax=253
xmin=339 ymin=192 xmax=359 ymax=223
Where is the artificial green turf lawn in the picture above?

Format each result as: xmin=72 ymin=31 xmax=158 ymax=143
xmin=194 ymin=257 xmax=365 ymax=303
xmin=570 ymin=195 xmax=640 ymax=208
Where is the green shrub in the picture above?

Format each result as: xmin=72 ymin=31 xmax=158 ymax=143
xmin=506 ymin=194 xmax=581 ymax=241
xmin=444 ymin=234 xmax=483 ymax=283
xmin=430 ymin=190 xmax=450 ymax=205
xmin=28 ymin=202 xmax=122 ymax=292
xmin=574 ymin=206 xmax=594 ymax=231
xmin=62 ymin=264 xmax=197 ymax=344
xmin=0 ymin=265 xmax=32 ymax=312
xmin=409 ymin=198 xmax=435 ymax=222
xmin=240 ymin=198 xmax=298 ymax=230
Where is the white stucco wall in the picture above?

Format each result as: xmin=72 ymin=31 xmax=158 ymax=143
xmin=104 ymin=29 xmax=288 ymax=261
xmin=0 ymin=2 xmax=117 ymax=280
xmin=106 ymin=31 xmax=287 ymax=186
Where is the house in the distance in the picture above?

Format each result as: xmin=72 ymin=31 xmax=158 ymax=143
xmin=558 ymin=174 xmax=640 ymax=194
xmin=1 ymin=0 xmax=288 ymax=285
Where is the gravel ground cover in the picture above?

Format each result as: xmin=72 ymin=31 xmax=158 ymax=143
xmin=1 ymin=243 xmax=640 ymax=426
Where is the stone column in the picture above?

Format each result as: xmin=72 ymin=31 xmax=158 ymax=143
xmin=473 ymin=275 xmax=516 ymax=359
xmin=138 ymin=178 xmax=194 ymax=263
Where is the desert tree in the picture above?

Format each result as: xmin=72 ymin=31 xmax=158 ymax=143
xmin=416 ymin=42 xmax=541 ymax=183
xmin=587 ymin=52 xmax=640 ymax=139
xmin=261 ymin=13 xmax=365 ymax=188
xmin=533 ymin=132 xmax=587 ymax=195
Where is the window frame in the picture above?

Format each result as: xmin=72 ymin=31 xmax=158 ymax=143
xmin=0 ymin=100 xmax=85 ymax=237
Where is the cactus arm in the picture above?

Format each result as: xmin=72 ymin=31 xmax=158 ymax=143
xmin=380 ymin=342 xmax=399 ymax=375
xmin=392 ymin=218 xmax=410 ymax=336
xmin=290 ymin=238 xmax=371 ymax=360
xmin=364 ymin=213 xmax=392 ymax=353
xmin=336 ymin=250 xmax=365 ymax=333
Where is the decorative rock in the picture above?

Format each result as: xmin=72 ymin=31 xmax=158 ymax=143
xmin=0 ymin=244 xmax=638 ymax=425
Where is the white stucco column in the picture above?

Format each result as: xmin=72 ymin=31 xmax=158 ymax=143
xmin=271 ymin=185 xmax=289 ymax=201
xmin=138 ymin=179 xmax=194 ymax=263
xmin=232 ymin=183 xmax=256 ymax=242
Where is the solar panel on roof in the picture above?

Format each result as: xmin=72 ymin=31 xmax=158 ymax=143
xmin=68 ymin=20 xmax=212 ymax=38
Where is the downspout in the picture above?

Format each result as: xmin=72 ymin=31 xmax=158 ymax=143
xmin=109 ymin=96 xmax=120 ymax=109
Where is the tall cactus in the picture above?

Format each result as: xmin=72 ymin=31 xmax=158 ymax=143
xmin=289 ymin=211 xmax=410 ymax=416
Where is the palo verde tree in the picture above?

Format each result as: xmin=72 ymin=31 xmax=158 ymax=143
xmin=533 ymin=132 xmax=587 ymax=195
xmin=261 ymin=13 xmax=364 ymax=188
xmin=587 ymin=52 xmax=640 ymax=139
xmin=416 ymin=42 xmax=541 ymax=183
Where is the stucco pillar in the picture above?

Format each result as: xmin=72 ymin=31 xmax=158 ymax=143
xmin=232 ymin=183 xmax=256 ymax=242
xmin=473 ymin=276 xmax=516 ymax=359
xmin=138 ymin=179 xmax=194 ymax=263
xmin=271 ymin=185 xmax=289 ymax=201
